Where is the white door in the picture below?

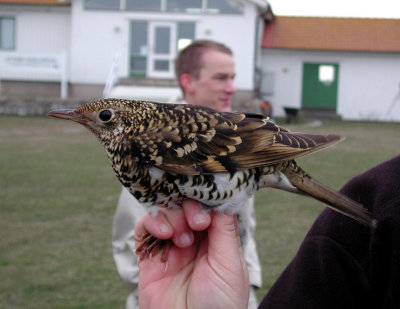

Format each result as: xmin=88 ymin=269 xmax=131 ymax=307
xmin=148 ymin=22 xmax=177 ymax=79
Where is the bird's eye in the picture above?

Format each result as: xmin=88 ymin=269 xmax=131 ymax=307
xmin=99 ymin=109 xmax=113 ymax=122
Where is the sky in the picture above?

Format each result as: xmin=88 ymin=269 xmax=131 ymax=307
xmin=268 ymin=0 xmax=400 ymax=19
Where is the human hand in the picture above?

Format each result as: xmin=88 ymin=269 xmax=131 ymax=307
xmin=135 ymin=199 xmax=250 ymax=309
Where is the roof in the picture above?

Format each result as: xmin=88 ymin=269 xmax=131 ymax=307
xmin=262 ymin=16 xmax=400 ymax=52
xmin=0 ymin=0 xmax=69 ymax=5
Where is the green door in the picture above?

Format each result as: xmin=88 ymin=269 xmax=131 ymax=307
xmin=301 ymin=63 xmax=339 ymax=110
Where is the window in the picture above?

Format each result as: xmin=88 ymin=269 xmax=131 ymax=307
xmin=177 ymin=23 xmax=195 ymax=50
xmin=319 ymin=65 xmax=335 ymax=85
xmin=207 ymin=0 xmax=243 ymax=14
xmin=0 ymin=17 xmax=15 ymax=50
xmin=166 ymin=0 xmax=243 ymax=13
xmin=130 ymin=22 xmax=148 ymax=77
xmin=130 ymin=21 xmax=195 ymax=78
xmin=149 ymin=23 xmax=174 ymax=76
xmin=84 ymin=0 xmax=120 ymax=10
xmin=85 ymin=0 xmax=243 ymax=14
xmin=126 ymin=0 xmax=161 ymax=11
xmin=166 ymin=0 xmax=202 ymax=13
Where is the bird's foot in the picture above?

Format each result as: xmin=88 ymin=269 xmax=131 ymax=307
xmin=135 ymin=232 xmax=172 ymax=270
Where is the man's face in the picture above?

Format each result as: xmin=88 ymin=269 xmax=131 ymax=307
xmin=187 ymin=50 xmax=236 ymax=112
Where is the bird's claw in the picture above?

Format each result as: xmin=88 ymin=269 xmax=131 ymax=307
xmin=135 ymin=232 xmax=172 ymax=270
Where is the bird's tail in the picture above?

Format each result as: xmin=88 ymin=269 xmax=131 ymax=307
xmin=283 ymin=163 xmax=376 ymax=228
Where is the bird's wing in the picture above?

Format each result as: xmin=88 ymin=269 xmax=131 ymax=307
xmin=130 ymin=104 xmax=245 ymax=175
xmin=230 ymin=129 xmax=343 ymax=169
xmin=197 ymin=112 xmax=342 ymax=172
xmin=131 ymin=104 xmax=342 ymax=175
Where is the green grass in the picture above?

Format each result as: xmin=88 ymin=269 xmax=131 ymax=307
xmin=0 ymin=115 xmax=399 ymax=307
xmin=0 ymin=116 xmax=125 ymax=308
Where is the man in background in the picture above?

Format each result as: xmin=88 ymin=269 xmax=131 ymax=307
xmin=112 ymin=40 xmax=262 ymax=309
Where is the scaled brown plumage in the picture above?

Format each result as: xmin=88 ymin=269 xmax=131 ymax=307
xmin=48 ymin=99 xmax=376 ymax=260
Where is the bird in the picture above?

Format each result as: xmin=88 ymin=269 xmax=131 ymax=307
xmin=48 ymin=98 xmax=375 ymax=261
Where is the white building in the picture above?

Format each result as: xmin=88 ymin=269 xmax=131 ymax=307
xmin=3 ymin=3 xmax=399 ymax=121
xmin=260 ymin=16 xmax=400 ymax=122
xmin=0 ymin=0 xmax=71 ymax=97
xmin=0 ymin=0 xmax=272 ymax=108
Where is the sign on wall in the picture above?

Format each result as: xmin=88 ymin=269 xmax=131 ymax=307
xmin=0 ymin=51 xmax=68 ymax=98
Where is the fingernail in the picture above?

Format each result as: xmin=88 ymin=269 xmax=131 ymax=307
xmin=179 ymin=232 xmax=192 ymax=246
xmin=160 ymin=223 xmax=171 ymax=234
xmin=193 ymin=213 xmax=207 ymax=225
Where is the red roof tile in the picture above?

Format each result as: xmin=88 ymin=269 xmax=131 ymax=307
xmin=262 ymin=16 xmax=400 ymax=52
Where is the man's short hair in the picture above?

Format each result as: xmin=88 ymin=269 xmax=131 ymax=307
xmin=174 ymin=40 xmax=233 ymax=83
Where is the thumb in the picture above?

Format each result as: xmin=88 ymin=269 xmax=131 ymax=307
xmin=206 ymin=211 xmax=250 ymax=308
xmin=208 ymin=212 xmax=243 ymax=265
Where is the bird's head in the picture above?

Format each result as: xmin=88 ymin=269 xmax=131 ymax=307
xmin=48 ymin=99 xmax=153 ymax=148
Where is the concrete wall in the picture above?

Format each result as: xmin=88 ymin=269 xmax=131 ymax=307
xmin=0 ymin=96 xmax=85 ymax=116
xmin=261 ymin=48 xmax=400 ymax=121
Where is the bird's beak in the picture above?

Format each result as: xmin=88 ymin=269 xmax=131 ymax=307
xmin=47 ymin=109 xmax=89 ymax=125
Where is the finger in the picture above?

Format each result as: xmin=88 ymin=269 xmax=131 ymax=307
xmin=161 ymin=208 xmax=194 ymax=248
xmin=135 ymin=208 xmax=194 ymax=249
xmin=134 ymin=213 xmax=173 ymax=251
xmin=182 ymin=199 xmax=211 ymax=231
xmin=208 ymin=212 xmax=243 ymax=259
xmin=207 ymin=211 xmax=250 ymax=309
xmin=142 ymin=212 xmax=174 ymax=239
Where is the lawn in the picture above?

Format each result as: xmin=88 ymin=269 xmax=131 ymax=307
xmin=0 ymin=115 xmax=399 ymax=308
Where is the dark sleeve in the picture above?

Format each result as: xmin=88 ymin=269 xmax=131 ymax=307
xmin=259 ymin=155 xmax=400 ymax=309
xmin=259 ymin=210 xmax=373 ymax=309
